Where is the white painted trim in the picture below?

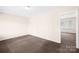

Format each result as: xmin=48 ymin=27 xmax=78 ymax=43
xmin=0 ymin=34 xmax=29 ymax=41
xmin=59 ymin=14 xmax=61 ymax=43
xmin=28 ymin=34 xmax=61 ymax=43
xmin=76 ymin=9 xmax=79 ymax=48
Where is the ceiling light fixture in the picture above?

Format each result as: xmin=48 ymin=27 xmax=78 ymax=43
xmin=25 ymin=6 xmax=30 ymax=10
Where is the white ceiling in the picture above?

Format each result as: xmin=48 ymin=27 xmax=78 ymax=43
xmin=0 ymin=6 xmax=55 ymax=16
xmin=0 ymin=6 xmax=78 ymax=17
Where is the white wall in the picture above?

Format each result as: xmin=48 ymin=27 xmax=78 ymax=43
xmin=0 ymin=6 xmax=78 ymax=44
xmin=61 ymin=11 xmax=76 ymax=33
xmin=28 ymin=12 xmax=60 ymax=43
xmin=0 ymin=13 xmax=29 ymax=41
xmin=61 ymin=17 xmax=76 ymax=33
xmin=28 ymin=7 xmax=78 ymax=43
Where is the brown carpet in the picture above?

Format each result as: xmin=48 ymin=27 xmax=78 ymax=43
xmin=0 ymin=33 xmax=78 ymax=53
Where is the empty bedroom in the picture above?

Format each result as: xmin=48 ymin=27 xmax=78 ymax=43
xmin=0 ymin=6 xmax=79 ymax=53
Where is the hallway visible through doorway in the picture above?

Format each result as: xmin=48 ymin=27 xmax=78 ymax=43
xmin=60 ymin=11 xmax=76 ymax=52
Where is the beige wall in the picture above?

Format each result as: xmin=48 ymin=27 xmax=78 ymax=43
xmin=0 ymin=13 xmax=29 ymax=41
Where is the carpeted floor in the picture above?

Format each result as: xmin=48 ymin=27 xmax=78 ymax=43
xmin=0 ymin=33 xmax=78 ymax=53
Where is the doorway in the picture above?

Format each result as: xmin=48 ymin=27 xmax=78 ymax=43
xmin=60 ymin=11 xmax=77 ymax=52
